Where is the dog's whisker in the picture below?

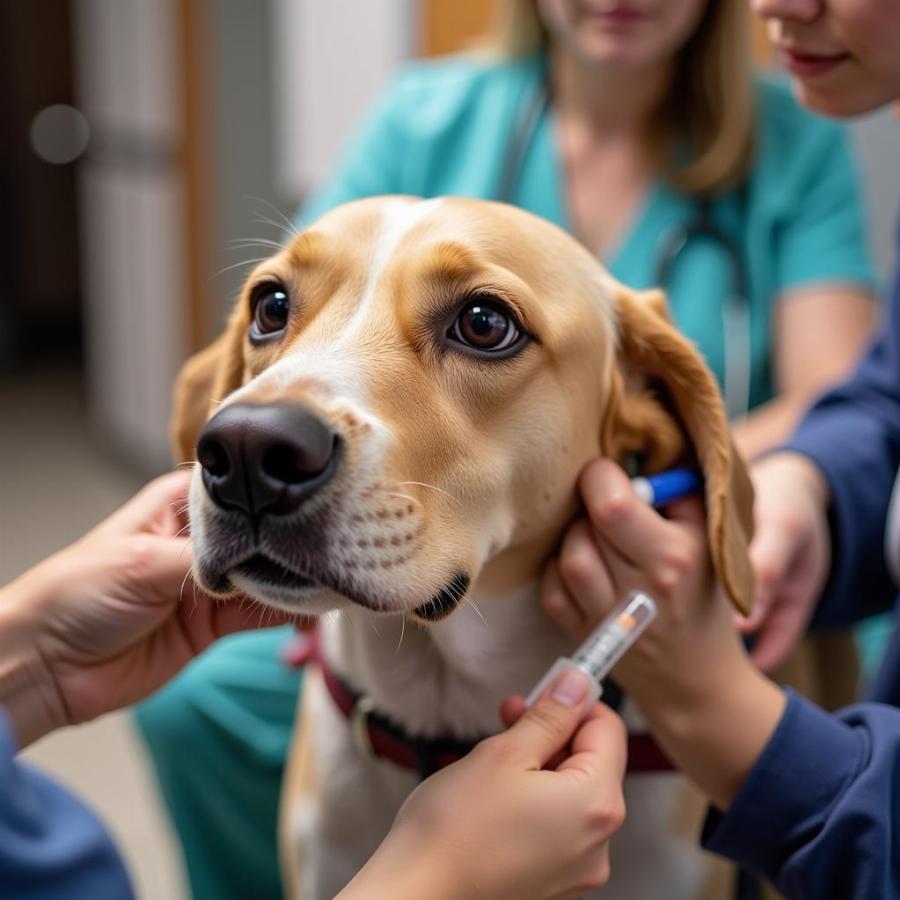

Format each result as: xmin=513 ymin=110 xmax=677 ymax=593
xmin=215 ymin=257 xmax=269 ymax=277
xmin=178 ymin=566 xmax=193 ymax=607
xmin=247 ymin=198 xmax=300 ymax=240
xmin=464 ymin=595 xmax=488 ymax=629
xmin=395 ymin=615 xmax=406 ymax=654
xmin=395 ymin=481 xmax=461 ymax=506
xmin=377 ymin=490 xmax=420 ymax=507
xmin=248 ymin=221 xmax=294 ymax=245
xmin=227 ymin=237 xmax=285 ymax=252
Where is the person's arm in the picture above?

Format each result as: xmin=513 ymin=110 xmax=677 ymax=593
xmin=731 ymin=284 xmax=875 ymax=460
xmin=0 ymin=710 xmax=134 ymax=899
xmin=539 ymin=460 xmax=900 ymax=897
xmin=732 ymin=108 xmax=877 ymax=459
xmin=789 ymin=279 xmax=900 ymax=624
xmin=703 ymin=693 xmax=900 ymax=898
xmin=739 ymin=255 xmax=900 ymax=669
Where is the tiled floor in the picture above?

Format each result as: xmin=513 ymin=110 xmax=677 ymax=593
xmin=1 ymin=367 xmax=189 ymax=900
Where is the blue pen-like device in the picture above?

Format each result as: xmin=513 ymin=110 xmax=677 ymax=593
xmin=631 ymin=468 xmax=702 ymax=508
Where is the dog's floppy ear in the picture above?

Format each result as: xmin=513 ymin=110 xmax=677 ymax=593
xmin=170 ymin=309 xmax=246 ymax=462
xmin=600 ymin=286 xmax=754 ymax=615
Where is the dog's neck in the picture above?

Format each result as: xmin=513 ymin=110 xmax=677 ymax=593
xmin=321 ymin=578 xmax=574 ymax=739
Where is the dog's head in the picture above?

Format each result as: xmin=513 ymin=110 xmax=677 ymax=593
xmin=175 ymin=197 xmax=752 ymax=621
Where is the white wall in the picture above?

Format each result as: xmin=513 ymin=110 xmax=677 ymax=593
xmin=271 ymin=0 xmax=416 ymax=203
xmin=852 ymin=108 xmax=900 ymax=289
xmin=73 ymin=0 xmax=186 ymax=472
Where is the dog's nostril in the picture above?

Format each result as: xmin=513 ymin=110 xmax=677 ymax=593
xmin=198 ymin=438 xmax=230 ymax=478
xmin=262 ymin=443 xmax=321 ymax=485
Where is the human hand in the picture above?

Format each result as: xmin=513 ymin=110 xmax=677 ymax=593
xmin=0 ymin=471 xmax=296 ymax=747
xmin=541 ymin=458 xmax=746 ymax=707
xmin=539 ymin=458 xmax=786 ymax=810
xmin=341 ymin=670 xmax=626 ymax=900
xmin=738 ymin=453 xmax=831 ymax=672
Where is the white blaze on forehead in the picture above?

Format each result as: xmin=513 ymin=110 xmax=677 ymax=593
xmin=221 ymin=201 xmax=445 ymax=463
xmin=356 ymin=197 xmax=443 ymax=327
xmin=231 ymin=197 xmax=444 ymax=404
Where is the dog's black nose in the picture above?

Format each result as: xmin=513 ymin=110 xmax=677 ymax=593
xmin=197 ymin=403 xmax=339 ymax=518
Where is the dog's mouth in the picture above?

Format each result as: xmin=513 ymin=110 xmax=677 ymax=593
xmin=226 ymin=554 xmax=470 ymax=621
xmin=232 ymin=553 xmax=317 ymax=591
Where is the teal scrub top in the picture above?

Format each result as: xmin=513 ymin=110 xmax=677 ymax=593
xmin=299 ymin=54 xmax=876 ymax=410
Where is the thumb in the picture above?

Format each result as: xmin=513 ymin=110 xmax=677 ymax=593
xmin=501 ymin=669 xmax=591 ymax=769
xmin=557 ymin=702 xmax=628 ymax=784
xmin=129 ymin=534 xmax=195 ymax=596
xmin=100 ymin=471 xmax=193 ymax=537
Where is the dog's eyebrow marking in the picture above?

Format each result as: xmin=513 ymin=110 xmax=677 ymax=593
xmin=355 ymin=198 xmax=443 ymax=319
xmin=284 ymin=230 xmax=327 ymax=268
xmin=423 ymin=240 xmax=481 ymax=282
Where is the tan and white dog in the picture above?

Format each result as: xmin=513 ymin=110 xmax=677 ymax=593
xmin=173 ymin=196 xmax=753 ymax=899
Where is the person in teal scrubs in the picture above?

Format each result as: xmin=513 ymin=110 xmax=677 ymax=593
xmin=136 ymin=3 xmax=877 ymax=897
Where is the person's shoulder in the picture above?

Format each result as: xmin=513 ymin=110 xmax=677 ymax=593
xmin=389 ymin=51 xmax=538 ymax=95
xmin=381 ymin=52 xmax=540 ymax=131
xmin=751 ymin=73 xmax=850 ymax=177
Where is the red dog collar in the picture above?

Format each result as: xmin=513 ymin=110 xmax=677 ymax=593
xmin=285 ymin=631 xmax=673 ymax=779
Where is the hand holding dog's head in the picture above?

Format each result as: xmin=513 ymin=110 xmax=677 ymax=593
xmin=172 ymin=197 xmax=752 ymax=619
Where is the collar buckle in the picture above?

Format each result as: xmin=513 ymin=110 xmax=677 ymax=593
xmin=350 ymin=694 xmax=377 ymax=759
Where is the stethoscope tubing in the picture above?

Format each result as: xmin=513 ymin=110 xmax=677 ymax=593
xmin=498 ymin=80 xmax=753 ymax=419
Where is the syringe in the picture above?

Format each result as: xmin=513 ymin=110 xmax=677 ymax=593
xmin=526 ymin=591 xmax=657 ymax=709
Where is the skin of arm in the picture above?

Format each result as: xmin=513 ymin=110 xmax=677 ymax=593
xmin=731 ymin=285 xmax=876 ymax=460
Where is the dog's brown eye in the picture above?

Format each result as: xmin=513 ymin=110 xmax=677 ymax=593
xmin=449 ymin=299 xmax=521 ymax=353
xmin=250 ymin=284 xmax=290 ymax=339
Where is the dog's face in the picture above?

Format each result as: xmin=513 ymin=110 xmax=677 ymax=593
xmin=175 ymin=197 xmax=753 ymax=621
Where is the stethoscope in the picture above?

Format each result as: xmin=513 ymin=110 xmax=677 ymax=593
xmin=497 ymin=81 xmax=753 ymax=420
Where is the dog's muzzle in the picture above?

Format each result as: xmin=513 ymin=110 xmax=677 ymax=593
xmin=197 ymin=402 xmax=341 ymax=523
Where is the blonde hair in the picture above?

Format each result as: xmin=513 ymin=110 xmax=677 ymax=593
xmin=488 ymin=1 xmax=754 ymax=196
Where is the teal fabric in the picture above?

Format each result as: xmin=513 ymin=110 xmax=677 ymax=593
xmin=137 ymin=54 xmax=876 ymax=900
xmin=857 ymin=613 xmax=895 ymax=682
xmin=135 ymin=629 xmax=299 ymax=900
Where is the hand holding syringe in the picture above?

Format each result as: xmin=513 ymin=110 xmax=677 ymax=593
xmin=527 ymin=469 xmax=699 ymax=707
xmin=527 ymin=592 xmax=657 ymax=709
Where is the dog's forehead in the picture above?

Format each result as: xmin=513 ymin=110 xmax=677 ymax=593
xmin=302 ymin=196 xmax=584 ymax=279
xmin=303 ymin=196 xmax=615 ymax=309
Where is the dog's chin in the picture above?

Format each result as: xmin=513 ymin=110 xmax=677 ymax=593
xmin=226 ymin=555 xmax=342 ymax=614
xmin=204 ymin=552 xmax=472 ymax=621
xmin=233 ymin=553 xmax=317 ymax=592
